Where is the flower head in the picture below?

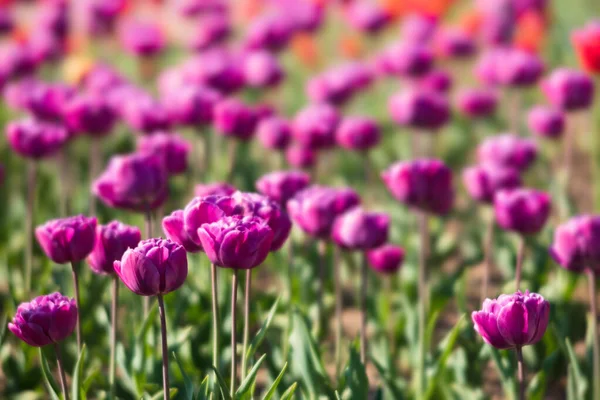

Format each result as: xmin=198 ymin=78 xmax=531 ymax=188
xmin=36 ymin=215 xmax=97 ymax=264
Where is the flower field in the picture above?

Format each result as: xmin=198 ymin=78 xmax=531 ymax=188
xmin=1 ymin=0 xmax=600 ymax=399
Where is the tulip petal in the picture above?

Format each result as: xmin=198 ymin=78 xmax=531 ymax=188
xmin=472 ymin=311 xmax=512 ymax=349
xmin=497 ymin=301 xmax=529 ymax=347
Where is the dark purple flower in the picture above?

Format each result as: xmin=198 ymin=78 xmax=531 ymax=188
xmin=376 ymin=41 xmax=433 ymax=78
xmin=418 ymin=69 xmax=453 ymax=93
xmin=64 ymin=93 xmax=117 ymax=136
xmin=388 ymin=89 xmax=450 ymax=131
xmin=286 ymin=144 xmax=316 ymax=169
xmin=335 ymin=116 xmax=380 ymax=151
xmin=122 ymin=96 xmax=172 ymax=133
xmin=195 ymin=182 xmax=237 ymax=197
xmin=88 ymin=221 xmax=141 ymax=275
xmin=35 ymin=215 xmax=97 ymax=264
xmin=367 ymin=244 xmax=404 ymax=274
xmin=8 ymin=293 xmax=77 ymax=347
xmin=257 ymin=116 xmax=292 ymax=150
xmin=494 ymin=189 xmax=551 ymax=235
xmin=183 ymin=195 xmax=238 ymax=246
xmin=463 ymin=164 xmax=522 ymax=204
xmin=6 ymin=118 xmax=68 ymax=159
xmin=292 ymin=104 xmax=340 ymax=150
xmin=0 ymin=42 xmax=37 ymax=80
xmin=400 ymin=13 xmax=438 ymax=43
xmin=25 ymin=82 xmax=75 ymax=122
xmin=188 ymin=12 xmax=231 ymax=51
xmin=472 ymin=290 xmax=549 ymax=349
xmin=550 ymin=215 xmax=600 ymax=274
xmin=120 ymin=20 xmax=165 ymax=57
xmin=214 ymin=98 xmax=259 ymax=141
xmin=182 ymin=49 xmax=245 ymax=94
xmin=137 ymin=131 xmax=191 ymax=175
xmin=477 ymin=134 xmax=537 ymax=171
xmin=435 ymin=27 xmax=477 ymax=59
xmin=242 ymin=51 xmax=284 ymax=88
xmin=527 ymin=106 xmax=565 ymax=139
xmin=456 ymin=88 xmax=498 ymax=119
xmin=541 ymin=68 xmax=595 ymax=111
xmin=162 ymin=210 xmax=203 ymax=253
xmin=382 ymin=159 xmax=454 ymax=216
xmin=243 ymin=13 xmax=294 ymax=53
xmin=163 ymin=84 xmax=222 ymax=127
xmin=332 ymin=207 xmax=389 ymax=250
xmin=496 ymin=48 xmax=544 ymax=87
xmin=115 ymin=238 xmax=188 ymax=296
xmin=256 ymin=170 xmax=311 ymax=206
xmin=85 ymin=0 xmax=124 ymax=36
xmin=344 ymin=2 xmax=390 ymax=34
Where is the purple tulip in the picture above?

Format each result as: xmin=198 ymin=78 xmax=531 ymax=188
xmin=93 ymin=152 xmax=168 ymax=212
xmin=434 ymin=28 xmax=476 ymax=59
xmin=367 ymin=244 xmax=405 ymax=274
xmin=344 ymin=2 xmax=390 ymax=34
xmin=82 ymin=64 xmax=127 ymax=96
xmin=242 ymin=51 xmax=284 ymax=88
xmin=36 ymin=2 xmax=69 ymax=40
xmin=120 ymin=20 xmax=165 ymax=57
xmin=25 ymin=82 xmax=75 ymax=122
xmin=307 ymin=62 xmax=374 ymax=106
xmin=550 ymin=215 xmax=600 ymax=274
xmin=463 ymin=164 xmax=522 ymax=204
xmin=0 ymin=42 xmax=36 ymax=80
xmin=195 ymin=182 xmax=237 ymax=197
xmin=286 ymin=144 xmax=316 ymax=169
xmin=64 ymin=93 xmax=117 ymax=136
xmin=476 ymin=0 xmax=515 ymax=45
xmin=257 ymin=116 xmax=292 ymax=150
xmin=177 ymin=0 xmax=228 ymax=17
xmin=388 ymin=89 xmax=450 ymax=131
xmin=418 ymin=69 xmax=453 ymax=94
xmin=163 ymin=85 xmax=222 ymax=127
xmin=243 ymin=13 xmax=294 ymax=53
xmin=477 ymin=134 xmax=537 ymax=171
xmin=376 ymin=41 xmax=433 ymax=78
xmin=472 ymin=291 xmax=549 ymax=349
xmin=475 ymin=49 xmax=504 ymax=86
xmin=527 ymin=106 xmax=565 ymax=139
xmin=285 ymin=1 xmax=323 ymax=33
xmin=84 ymin=0 xmax=124 ymax=36
xmin=137 ymin=132 xmax=191 ymax=175
xmin=335 ymin=116 xmax=380 ymax=151
xmin=497 ymin=48 xmax=544 ymax=87
xmin=162 ymin=210 xmax=203 ymax=253
xmin=292 ymin=104 xmax=340 ymax=150
xmin=6 ymin=118 xmax=68 ymax=159
xmin=456 ymin=88 xmax=498 ymax=119
xmin=182 ymin=49 xmax=245 ymax=94
xmin=399 ymin=13 xmax=437 ymax=43
xmin=230 ymin=191 xmax=292 ymax=251
xmin=115 ymin=238 xmax=188 ymax=296
xmin=494 ymin=189 xmax=551 ymax=235
xmin=122 ymin=96 xmax=172 ymax=133
xmin=382 ymin=159 xmax=454 ymax=216
xmin=88 ymin=221 xmax=141 ymax=275
xmin=332 ymin=207 xmax=389 ymax=250
xmin=541 ymin=68 xmax=595 ymax=111
xmin=214 ymin=98 xmax=259 ymax=141
xmin=0 ymin=7 xmax=14 ymax=35
xmin=28 ymin=30 xmax=65 ymax=65
xmin=287 ymin=186 xmax=361 ymax=238
xmin=256 ymin=170 xmax=311 ymax=206
xmin=8 ymin=293 xmax=77 ymax=347
xmin=4 ymin=78 xmax=41 ymax=112
xmin=35 ymin=215 xmax=97 ymax=264
xmin=183 ymin=195 xmax=238 ymax=246
xmin=198 ymin=215 xmax=273 ymax=269
xmin=188 ymin=12 xmax=231 ymax=51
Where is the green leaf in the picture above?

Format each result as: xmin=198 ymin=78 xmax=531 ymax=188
xmin=236 ymin=354 xmax=266 ymax=399
xmin=197 ymin=375 xmax=211 ymax=400
xmin=211 ymin=366 xmax=232 ymax=400
xmin=149 ymin=388 xmax=178 ymax=400
xmin=245 ymin=297 xmax=280 ymax=362
xmin=424 ymin=315 xmax=465 ymax=400
xmin=341 ymin=343 xmax=369 ymax=400
xmin=280 ymin=382 xmax=298 ymax=400
xmin=173 ymin=352 xmax=194 ymax=400
xmin=563 ymin=337 xmax=588 ymax=399
xmin=371 ymin=358 xmax=404 ymax=400
xmin=72 ymin=344 xmax=87 ymax=400
xmin=39 ymin=348 xmax=61 ymax=400
xmin=136 ymin=302 xmax=158 ymax=341
xmin=262 ymin=362 xmax=288 ymax=400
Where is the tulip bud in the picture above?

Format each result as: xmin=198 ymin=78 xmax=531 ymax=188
xmin=477 ymin=134 xmax=537 ymax=172
xmin=137 ymin=131 xmax=191 ymax=175
xmin=332 ymin=207 xmax=389 ymax=250
xmin=494 ymin=189 xmax=551 ymax=235
xmin=257 ymin=116 xmax=292 ymax=150
xmin=550 ymin=215 xmax=600 ymax=274
xmin=541 ymin=68 xmax=595 ymax=111
xmin=9 ymin=293 xmax=77 ymax=347
xmin=293 ymin=104 xmax=340 ymax=150
xmin=456 ymin=88 xmax=498 ymax=119
xmin=88 ymin=221 xmax=141 ymax=275
xmin=388 ymin=89 xmax=450 ymax=131
xmin=367 ymin=244 xmax=405 ymax=274
xmin=36 ymin=215 xmax=97 ymax=264
xmin=6 ymin=118 xmax=68 ymax=160
xmin=120 ymin=20 xmax=165 ymax=57
xmin=463 ymin=164 xmax=522 ymax=204
xmin=335 ymin=116 xmax=380 ymax=151
xmin=527 ymin=106 xmax=565 ymax=139
xmin=115 ymin=238 xmax=188 ymax=296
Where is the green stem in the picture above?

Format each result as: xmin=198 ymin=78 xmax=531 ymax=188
xmin=516 ymin=347 xmax=525 ymax=400
xmin=241 ymin=269 xmax=251 ymax=380
xmin=55 ymin=343 xmax=69 ymax=400
xmin=71 ymin=261 xmax=82 ymax=353
xmin=157 ymin=295 xmax=170 ymax=400
xmin=334 ymin=246 xmax=342 ymax=377
xmin=417 ymin=212 xmax=429 ymax=399
xmin=230 ymin=270 xmax=239 ymax=396
xmin=359 ymin=252 xmax=368 ymax=365
xmin=211 ymin=263 xmax=220 ymax=398
xmin=587 ymin=269 xmax=600 ymax=400
xmin=109 ymin=276 xmax=118 ymax=399
xmin=515 ymin=236 xmax=526 ymax=292
xmin=25 ymin=160 xmax=36 ymax=295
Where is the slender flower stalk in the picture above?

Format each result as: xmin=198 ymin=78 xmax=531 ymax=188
xmin=211 ymin=264 xmax=220 ymax=392
xmin=516 ymin=346 xmax=525 ymax=400
xmin=334 ymin=246 xmax=342 ymax=376
xmin=588 ymin=269 xmax=600 ymax=400
xmin=55 ymin=343 xmax=70 ymax=400
xmin=89 ymin=137 xmax=101 ymax=216
xmin=71 ymin=261 xmax=82 ymax=352
xmin=417 ymin=211 xmax=429 ymax=399
xmin=25 ymin=160 xmax=36 ymax=294
xmin=359 ymin=252 xmax=368 ymax=364
xmin=143 ymin=209 xmax=152 ymax=317
xmin=58 ymin=148 xmax=70 ymax=216
xmin=231 ymin=270 xmax=239 ymax=396
xmin=515 ymin=236 xmax=526 ymax=291
xmin=109 ymin=276 xmax=119 ymax=399
xmin=241 ymin=269 xmax=252 ymax=380
xmin=226 ymin=140 xmax=238 ymax=182
xmin=482 ymin=216 xmax=495 ymax=303
xmin=317 ymin=240 xmax=327 ymax=334
xmin=157 ymin=295 xmax=170 ymax=400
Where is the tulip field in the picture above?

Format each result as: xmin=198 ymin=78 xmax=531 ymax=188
xmin=2 ymin=0 xmax=600 ymax=399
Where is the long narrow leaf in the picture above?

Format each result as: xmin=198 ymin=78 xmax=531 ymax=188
xmin=280 ymin=382 xmax=298 ymax=400
xmin=236 ymin=354 xmax=266 ymax=398
xmin=173 ymin=352 xmax=194 ymax=400
xmin=39 ymin=348 xmax=61 ymax=400
xmin=211 ymin=366 xmax=232 ymax=400
xmin=72 ymin=344 xmax=87 ymax=400
xmin=246 ymin=297 xmax=280 ymax=362
xmin=262 ymin=362 xmax=288 ymax=400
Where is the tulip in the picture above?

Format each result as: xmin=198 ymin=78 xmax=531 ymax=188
xmin=307 ymin=63 xmax=373 ymax=106
xmin=344 ymin=1 xmax=390 ymax=34
xmin=115 ymin=238 xmax=188 ymax=400
xmin=472 ymin=291 xmax=549 ymax=400
xmin=527 ymin=106 xmax=565 ymax=139
xmin=195 ymin=182 xmax=237 ymax=197
xmin=292 ymin=103 xmax=340 ymax=150
xmin=163 ymin=210 xmax=203 ymax=253
xmin=242 ymin=51 xmax=284 ymax=88
xmin=382 ymin=158 xmax=453 ymax=397
xmin=84 ymin=0 xmax=124 ymax=36
xmin=434 ymin=27 xmax=476 ymax=60
xmin=497 ymin=48 xmax=544 ymax=87
xmin=188 ymin=12 xmax=231 ymax=51
xmin=541 ymin=68 xmax=595 ymax=112
xmin=572 ymin=20 xmax=600 ymax=74
xmin=122 ymin=96 xmax=172 ymax=133
xmin=285 ymin=144 xmax=316 ymax=170
xmin=376 ymin=42 xmax=434 ymax=78
xmin=9 ymin=293 xmax=77 ymax=399
xmin=286 ymin=1 xmax=323 ymax=33
xmin=256 ymin=116 xmax=292 ymax=163
xmin=400 ymin=13 xmax=437 ymax=44
xmin=463 ymin=163 xmax=521 ymax=300
xmin=477 ymin=134 xmax=537 ymax=172
xmin=36 ymin=214 xmax=97 ymax=351
xmin=87 ymin=220 xmax=140 ymax=396
xmin=335 ymin=116 xmax=380 ymax=152
xmin=455 ymin=88 xmax=498 ymax=119
xmin=137 ymin=132 xmax=191 ymax=176
xmin=550 ymin=215 xmax=600 ymax=399
xmin=120 ymin=20 xmax=165 ymax=80
xmin=367 ymin=244 xmax=405 ymax=275
xmin=198 ymin=215 xmax=273 ymax=393
xmin=332 ymin=207 xmax=389 ymax=364
xmin=0 ymin=42 xmax=37 ymax=80
xmin=177 ymin=0 xmax=228 ymax=17
xmin=25 ymin=82 xmax=75 ymax=122
xmin=418 ymin=69 xmax=453 ymax=94
xmin=475 ymin=49 xmax=504 ymax=87
xmin=182 ymin=49 xmax=245 ymax=95
xmin=256 ymin=170 xmax=311 ymax=207
xmin=243 ymin=14 xmax=294 ymax=53
xmin=494 ymin=188 xmax=551 ymax=290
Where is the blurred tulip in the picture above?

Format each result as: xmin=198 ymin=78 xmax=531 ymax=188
xmin=120 ymin=20 xmax=165 ymax=57
xmin=344 ymin=1 xmax=390 ymax=34
xmin=388 ymin=89 xmax=450 ymax=131
xmin=256 ymin=170 xmax=311 ymax=206
xmin=163 ymin=85 xmax=222 ymax=127
xmin=293 ymin=104 xmax=340 ymax=150
xmin=332 ymin=207 xmax=389 ymax=250
xmin=64 ymin=93 xmax=117 ymax=136
xmin=242 ymin=51 xmax=284 ymax=88
xmin=527 ymin=105 xmax=565 ymax=139
xmin=285 ymin=144 xmax=316 ymax=169
xmin=367 ymin=244 xmax=405 ymax=274
xmin=214 ymin=98 xmax=259 ymax=141
xmin=257 ymin=116 xmax=291 ymax=150
xmin=541 ymin=68 xmax=595 ymax=111
xmin=494 ymin=189 xmax=551 ymax=235
xmin=88 ymin=221 xmax=141 ymax=275
xmin=188 ymin=12 xmax=231 ymax=51
xmin=335 ymin=116 xmax=380 ymax=151
xmin=572 ymin=20 xmax=600 ymax=74
xmin=376 ymin=41 xmax=433 ymax=78
xmin=243 ymin=13 xmax=294 ymax=53
xmin=418 ymin=69 xmax=453 ymax=93
xmin=434 ymin=27 xmax=476 ymax=59
xmin=463 ymin=164 xmax=522 ymax=204
xmin=497 ymin=48 xmax=544 ymax=87
xmin=194 ymin=182 xmax=237 ymax=197
xmin=456 ymin=88 xmax=498 ymax=119
xmin=477 ymin=134 xmax=537 ymax=172
xmin=6 ymin=118 xmax=68 ymax=160
xmin=137 ymin=132 xmax=191 ymax=175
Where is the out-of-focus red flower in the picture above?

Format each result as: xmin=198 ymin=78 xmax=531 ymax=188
xmin=573 ymin=20 xmax=600 ymax=74
xmin=458 ymin=9 xmax=483 ymax=36
xmin=514 ymin=11 xmax=546 ymax=53
xmin=379 ymin=0 xmax=409 ymax=19
xmin=291 ymin=33 xmax=320 ymax=68
xmin=409 ymin=0 xmax=456 ymax=17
